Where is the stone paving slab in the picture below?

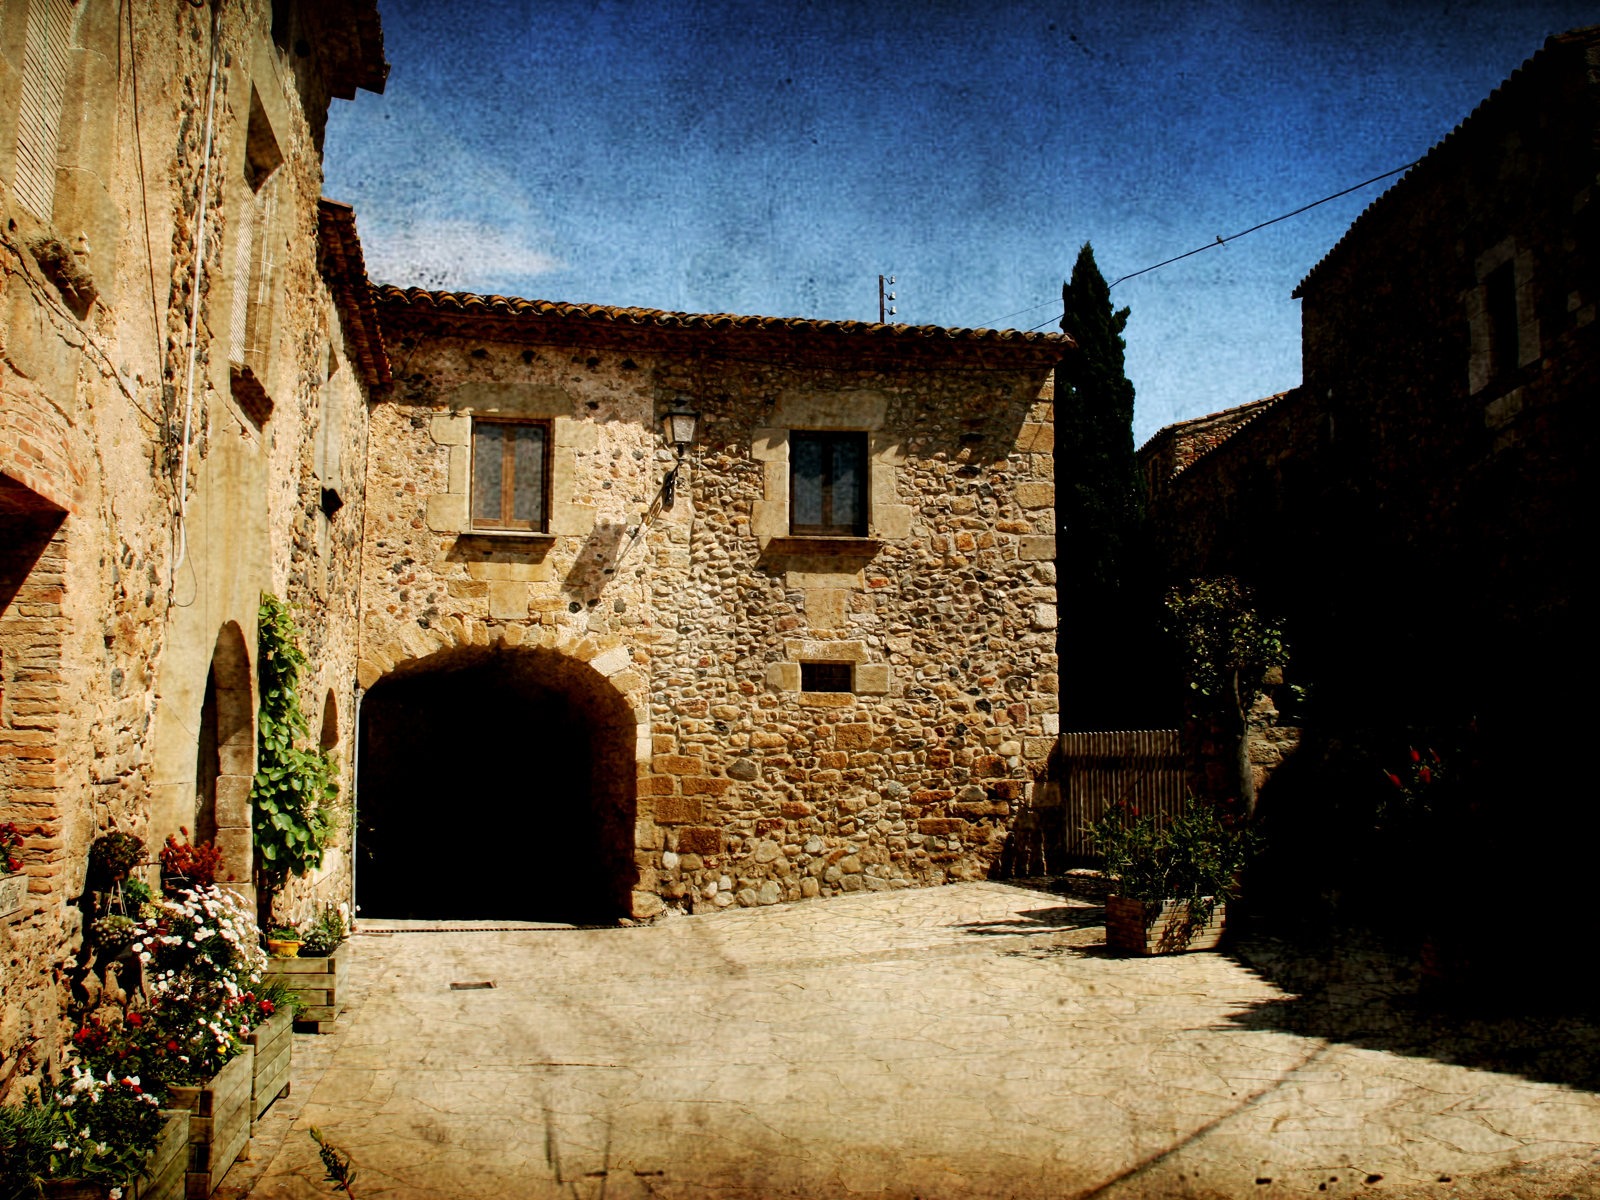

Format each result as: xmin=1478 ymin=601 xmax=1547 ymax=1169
xmin=222 ymin=883 xmax=1600 ymax=1200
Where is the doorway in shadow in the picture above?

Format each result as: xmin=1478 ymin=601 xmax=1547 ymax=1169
xmin=356 ymin=646 xmax=637 ymax=923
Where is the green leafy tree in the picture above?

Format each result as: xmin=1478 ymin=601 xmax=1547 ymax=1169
xmin=1057 ymin=243 xmax=1155 ymax=726
xmin=1162 ymin=576 xmax=1289 ymax=818
xmin=251 ymin=594 xmax=336 ymax=923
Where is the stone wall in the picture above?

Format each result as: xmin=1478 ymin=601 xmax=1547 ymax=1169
xmin=359 ymin=300 xmax=1064 ymax=920
xmin=0 ymin=0 xmax=383 ymax=1097
xmin=1138 ymin=29 xmax=1598 ymax=959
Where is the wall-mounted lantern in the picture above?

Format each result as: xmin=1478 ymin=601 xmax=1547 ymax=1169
xmin=661 ymin=402 xmax=699 ymax=507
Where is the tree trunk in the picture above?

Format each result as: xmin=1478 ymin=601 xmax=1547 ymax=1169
xmin=1232 ymin=669 xmax=1256 ymax=818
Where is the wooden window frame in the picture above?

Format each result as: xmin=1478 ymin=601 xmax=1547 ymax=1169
xmin=470 ymin=417 xmax=552 ymax=534
xmin=790 ymin=430 xmax=868 ymax=537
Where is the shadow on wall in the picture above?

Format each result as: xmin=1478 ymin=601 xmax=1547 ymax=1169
xmin=356 ymin=645 xmax=637 ymax=923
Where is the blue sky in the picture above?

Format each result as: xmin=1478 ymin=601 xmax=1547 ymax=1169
xmin=323 ymin=1 xmax=1598 ymax=445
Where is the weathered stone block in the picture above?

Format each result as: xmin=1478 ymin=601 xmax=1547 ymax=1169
xmin=766 ymin=661 xmax=800 ymax=691
xmin=834 ymin=723 xmax=874 ymax=750
xmin=653 ymin=795 xmax=704 ymax=824
xmin=425 ymin=493 xmax=467 ymax=533
xmin=854 ymin=663 xmax=891 ymax=695
xmin=430 ymin=413 xmax=469 ymax=445
xmin=487 ymin=581 xmax=529 ymax=619
xmin=1014 ymin=481 xmax=1054 ymax=509
xmin=653 ymin=755 xmax=702 ymax=775
xmin=917 ymin=818 xmax=969 ymax=836
xmin=1017 ymin=534 xmax=1056 ymax=560
xmin=677 ymin=827 xmax=723 ymax=856
xmin=873 ymin=504 xmax=913 ymax=539
xmin=680 ymin=776 xmax=732 ymax=796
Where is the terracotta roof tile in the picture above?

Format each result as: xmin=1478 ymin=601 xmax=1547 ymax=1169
xmin=372 ymin=285 xmax=1074 ymax=358
xmin=318 ymin=200 xmax=392 ymax=389
xmin=1294 ymin=25 xmax=1600 ymax=297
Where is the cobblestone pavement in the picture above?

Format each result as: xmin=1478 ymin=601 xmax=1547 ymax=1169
xmin=221 ymin=883 xmax=1600 ymax=1200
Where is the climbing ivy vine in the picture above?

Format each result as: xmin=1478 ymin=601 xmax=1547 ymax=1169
xmin=251 ymin=594 xmax=336 ymax=892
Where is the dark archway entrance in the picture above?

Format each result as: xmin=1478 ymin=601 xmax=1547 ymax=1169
xmin=356 ymin=647 xmax=637 ymax=923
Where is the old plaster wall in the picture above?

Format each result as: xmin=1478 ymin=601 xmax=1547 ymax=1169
xmin=359 ymin=314 xmax=1061 ymax=920
xmin=0 ymin=0 xmax=378 ymax=1096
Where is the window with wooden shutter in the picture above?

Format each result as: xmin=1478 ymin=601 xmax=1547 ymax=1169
xmin=471 ymin=419 xmax=550 ymax=532
xmin=13 ymin=0 xmax=77 ymax=221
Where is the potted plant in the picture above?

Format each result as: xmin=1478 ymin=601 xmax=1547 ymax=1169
xmin=155 ymin=830 xmax=221 ymax=898
xmin=265 ymin=926 xmax=301 ymax=958
xmin=1091 ymin=795 xmax=1257 ymax=955
xmin=263 ymin=903 xmax=350 ymax=1032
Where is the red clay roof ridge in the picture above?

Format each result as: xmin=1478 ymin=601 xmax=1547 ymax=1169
xmin=371 ymin=284 xmax=1075 ymax=347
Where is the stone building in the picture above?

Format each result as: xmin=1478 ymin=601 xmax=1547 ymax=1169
xmin=356 ymin=289 xmax=1065 ymax=923
xmin=1 ymin=0 xmax=385 ymax=1095
xmin=1139 ymin=28 xmax=1597 ymax=960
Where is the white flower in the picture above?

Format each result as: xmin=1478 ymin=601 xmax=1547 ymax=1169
xmin=110 ymin=1189 xmax=123 ymax=1199
xmin=51 ymin=1140 xmax=67 ymax=1150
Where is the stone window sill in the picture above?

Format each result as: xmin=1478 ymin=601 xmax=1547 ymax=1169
xmin=462 ymin=528 xmax=557 ymax=542
xmin=762 ymin=535 xmax=882 ymax=557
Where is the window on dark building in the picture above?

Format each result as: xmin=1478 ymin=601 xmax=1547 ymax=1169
xmin=791 ymin=431 xmax=867 ymax=536
xmin=1484 ymin=259 xmax=1519 ymax=384
xmin=471 ymin=419 xmax=549 ymax=532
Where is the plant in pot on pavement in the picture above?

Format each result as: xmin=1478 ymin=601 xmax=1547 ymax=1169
xmin=297 ymin=904 xmax=348 ymax=958
xmin=1091 ymin=795 xmax=1258 ymax=954
xmin=265 ymin=925 xmax=301 ymax=958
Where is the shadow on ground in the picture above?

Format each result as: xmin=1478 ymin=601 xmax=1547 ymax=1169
xmin=952 ymin=903 xmax=1108 ymax=938
xmin=1222 ymin=926 xmax=1600 ymax=1095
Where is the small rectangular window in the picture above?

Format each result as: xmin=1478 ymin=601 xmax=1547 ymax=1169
xmin=1484 ymin=259 xmax=1519 ymax=384
xmin=472 ymin=419 xmax=549 ymax=532
xmin=791 ymin=431 xmax=867 ymax=536
xmin=801 ymin=662 xmax=853 ymax=693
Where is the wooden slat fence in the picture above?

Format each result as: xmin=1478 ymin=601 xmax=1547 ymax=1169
xmin=1057 ymin=729 xmax=1186 ymax=861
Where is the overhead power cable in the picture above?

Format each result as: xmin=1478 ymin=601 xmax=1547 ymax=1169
xmin=990 ymin=158 xmax=1424 ymax=334
xmin=1104 ymin=159 xmax=1422 ymax=289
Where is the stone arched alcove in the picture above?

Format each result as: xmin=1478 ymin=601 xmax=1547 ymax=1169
xmin=356 ymin=639 xmax=644 ymax=924
xmin=195 ymin=622 xmax=255 ymax=890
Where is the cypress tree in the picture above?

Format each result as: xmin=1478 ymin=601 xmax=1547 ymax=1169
xmin=1056 ymin=243 xmax=1158 ymax=728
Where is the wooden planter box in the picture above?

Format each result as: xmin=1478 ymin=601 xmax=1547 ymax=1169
xmin=37 ymin=1108 xmax=188 ymax=1200
xmin=247 ymin=1006 xmax=293 ymax=1122
xmin=166 ymin=1046 xmax=253 ymax=1198
xmin=1106 ymin=895 xmax=1227 ymax=955
xmin=263 ymin=941 xmax=350 ymax=1033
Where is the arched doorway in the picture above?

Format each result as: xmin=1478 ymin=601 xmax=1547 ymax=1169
xmin=356 ymin=645 xmax=638 ymax=923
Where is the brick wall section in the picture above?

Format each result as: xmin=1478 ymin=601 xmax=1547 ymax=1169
xmin=361 ymin=308 xmax=1063 ymax=918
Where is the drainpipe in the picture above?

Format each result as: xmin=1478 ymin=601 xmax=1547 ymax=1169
xmin=349 ymin=682 xmax=364 ymax=931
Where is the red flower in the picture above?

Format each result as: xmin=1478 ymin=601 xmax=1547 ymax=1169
xmin=126 ymin=1012 xmax=143 ymax=1027
xmin=260 ymin=1001 xmax=275 ymax=1016
xmin=1386 ymin=772 xmax=1402 ymax=789
xmin=1409 ymin=747 xmax=1421 ymax=763
xmin=5 ymin=857 xmax=19 ymax=872
xmin=166 ymin=1040 xmax=180 ymax=1052
xmin=1419 ymin=766 xmax=1432 ymax=785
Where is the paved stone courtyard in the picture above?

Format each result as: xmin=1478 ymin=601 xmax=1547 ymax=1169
xmin=221 ymin=883 xmax=1600 ymax=1200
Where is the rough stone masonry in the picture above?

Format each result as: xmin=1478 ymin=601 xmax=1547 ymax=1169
xmin=360 ymin=290 xmax=1068 ymax=920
